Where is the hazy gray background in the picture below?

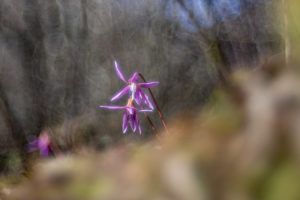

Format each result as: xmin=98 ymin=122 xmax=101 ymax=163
xmin=0 ymin=0 xmax=278 ymax=158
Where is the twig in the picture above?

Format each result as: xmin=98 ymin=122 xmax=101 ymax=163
xmin=138 ymin=73 xmax=169 ymax=134
xmin=143 ymin=110 xmax=162 ymax=142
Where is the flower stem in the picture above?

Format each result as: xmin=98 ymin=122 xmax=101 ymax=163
xmin=138 ymin=73 xmax=169 ymax=134
xmin=142 ymin=110 xmax=162 ymax=141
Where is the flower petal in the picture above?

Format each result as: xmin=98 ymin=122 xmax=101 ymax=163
xmin=144 ymin=93 xmax=154 ymax=110
xmin=40 ymin=147 xmax=50 ymax=157
xmin=129 ymin=115 xmax=135 ymax=132
xmin=138 ymin=123 xmax=142 ymax=135
xmin=122 ymin=111 xmax=128 ymax=134
xmin=110 ymin=86 xmax=130 ymax=101
xmin=125 ymin=104 xmax=152 ymax=112
xmin=114 ymin=60 xmax=127 ymax=83
xmin=128 ymin=72 xmax=139 ymax=83
xmin=126 ymin=107 xmax=136 ymax=114
xmin=26 ymin=139 xmax=38 ymax=152
xmin=135 ymin=114 xmax=142 ymax=135
xmin=132 ymin=117 xmax=137 ymax=132
xmin=138 ymin=81 xmax=159 ymax=88
xmin=140 ymin=91 xmax=154 ymax=110
xmin=138 ymin=109 xmax=153 ymax=112
xmin=100 ymin=105 xmax=125 ymax=110
xmin=134 ymin=88 xmax=143 ymax=107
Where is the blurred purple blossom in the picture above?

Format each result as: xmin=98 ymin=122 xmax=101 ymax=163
xmin=26 ymin=130 xmax=52 ymax=157
xmin=111 ymin=61 xmax=159 ymax=110
xmin=100 ymin=99 xmax=152 ymax=134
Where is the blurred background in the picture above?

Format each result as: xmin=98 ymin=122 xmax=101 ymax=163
xmin=0 ymin=0 xmax=299 ymax=199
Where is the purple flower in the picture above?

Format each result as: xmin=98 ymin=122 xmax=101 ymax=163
xmin=111 ymin=61 xmax=159 ymax=110
xmin=100 ymin=99 xmax=152 ymax=135
xmin=27 ymin=131 xmax=52 ymax=157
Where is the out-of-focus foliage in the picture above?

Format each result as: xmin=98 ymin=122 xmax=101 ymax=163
xmin=279 ymin=0 xmax=300 ymax=64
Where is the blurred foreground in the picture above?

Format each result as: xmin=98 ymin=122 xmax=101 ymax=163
xmin=1 ymin=59 xmax=300 ymax=200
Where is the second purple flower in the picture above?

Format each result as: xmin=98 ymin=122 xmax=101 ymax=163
xmin=100 ymin=98 xmax=152 ymax=134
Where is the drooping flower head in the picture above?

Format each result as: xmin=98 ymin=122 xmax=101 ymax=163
xmin=100 ymin=98 xmax=152 ymax=135
xmin=26 ymin=129 xmax=52 ymax=157
xmin=111 ymin=61 xmax=159 ymax=110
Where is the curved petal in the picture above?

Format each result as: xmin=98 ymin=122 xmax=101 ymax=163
xmin=134 ymin=88 xmax=143 ymax=107
xmin=138 ymin=109 xmax=153 ymax=112
xmin=100 ymin=105 xmax=125 ymax=110
xmin=135 ymin=114 xmax=142 ymax=135
xmin=140 ymin=91 xmax=154 ymax=110
xmin=40 ymin=147 xmax=50 ymax=157
xmin=138 ymin=81 xmax=159 ymax=88
xmin=124 ymin=105 xmax=151 ymax=112
xmin=122 ymin=111 xmax=128 ymax=134
xmin=144 ymin=93 xmax=154 ymax=110
xmin=110 ymin=86 xmax=130 ymax=101
xmin=128 ymin=72 xmax=139 ymax=83
xmin=132 ymin=116 xmax=137 ymax=132
xmin=38 ymin=134 xmax=50 ymax=148
xmin=129 ymin=115 xmax=136 ymax=132
xmin=138 ymin=123 xmax=142 ymax=135
xmin=114 ymin=61 xmax=127 ymax=83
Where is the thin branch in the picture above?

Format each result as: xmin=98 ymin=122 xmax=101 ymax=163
xmin=138 ymin=73 xmax=169 ymax=134
xmin=142 ymin=110 xmax=162 ymax=142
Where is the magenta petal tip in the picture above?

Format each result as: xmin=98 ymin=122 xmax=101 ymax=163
xmin=138 ymin=82 xmax=159 ymax=88
xmin=114 ymin=60 xmax=127 ymax=83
